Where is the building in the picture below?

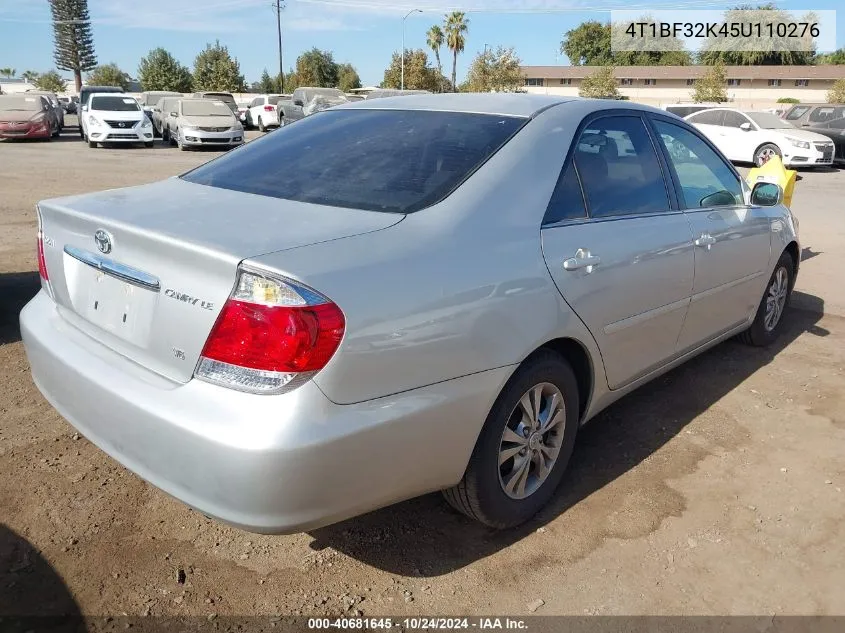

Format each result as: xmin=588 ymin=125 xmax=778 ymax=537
xmin=520 ymin=65 xmax=845 ymax=109
xmin=0 ymin=78 xmax=39 ymax=95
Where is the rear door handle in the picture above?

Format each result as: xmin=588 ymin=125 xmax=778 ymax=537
xmin=694 ymin=234 xmax=717 ymax=250
xmin=563 ymin=248 xmax=601 ymax=273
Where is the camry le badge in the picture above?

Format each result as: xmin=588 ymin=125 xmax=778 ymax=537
xmin=94 ymin=229 xmax=113 ymax=254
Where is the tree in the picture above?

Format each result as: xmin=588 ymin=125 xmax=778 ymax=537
xmin=0 ymin=68 xmax=16 ymax=78
xmin=562 ymin=19 xmax=691 ymax=66
xmin=34 ymin=70 xmax=67 ymax=93
xmin=698 ymin=5 xmax=815 ymax=65
xmin=283 ymin=69 xmax=300 ymax=92
xmin=21 ymin=70 xmax=39 ymax=83
xmin=49 ymin=0 xmax=97 ymax=92
xmin=579 ymin=65 xmax=619 ymax=99
xmin=257 ymin=68 xmax=275 ymax=93
xmin=816 ymin=48 xmax=845 ymax=64
xmin=692 ymin=61 xmax=728 ymax=103
xmin=87 ymin=63 xmax=130 ymax=89
xmin=337 ymin=63 xmax=361 ymax=92
xmin=295 ymin=48 xmax=339 ymax=87
xmin=828 ymin=79 xmax=845 ymax=103
xmin=427 ymin=25 xmax=445 ymax=92
xmin=193 ymin=41 xmax=245 ymax=92
xmin=382 ymin=49 xmax=441 ymax=92
xmin=444 ymin=11 xmax=469 ymax=93
xmin=463 ymin=46 xmax=524 ymax=93
xmin=138 ymin=48 xmax=192 ymax=92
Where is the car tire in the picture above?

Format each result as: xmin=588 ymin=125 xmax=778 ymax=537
xmin=258 ymin=117 xmax=266 ymax=132
xmin=162 ymin=127 xmax=170 ymax=144
xmin=738 ymin=250 xmax=794 ymax=347
xmin=754 ymin=143 xmax=782 ymax=167
xmin=144 ymin=141 xmax=154 ymax=148
xmin=443 ymin=350 xmax=580 ymax=529
xmin=176 ymin=131 xmax=186 ymax=151
xmin=88 ymin=139 xmax=97 ymax=148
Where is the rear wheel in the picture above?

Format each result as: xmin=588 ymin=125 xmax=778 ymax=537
xmin=754 ymin=143 xmax=781 ymax=166
xmin=258 ymin=116 xmax=266 ymax=132
xmin=738 ymin=251 xmax=794 ymax=346
xmin=443 ymin=351 xmax=580 ymax=529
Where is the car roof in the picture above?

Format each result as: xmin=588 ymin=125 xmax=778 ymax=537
xmin=88 ymin=92 xmax=136 ymax=99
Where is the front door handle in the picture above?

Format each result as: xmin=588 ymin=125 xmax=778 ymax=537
xmin=563 ymin=248 xmax=601 ymax=273
xmin=695 ymin=234 xmax=717 ymax=250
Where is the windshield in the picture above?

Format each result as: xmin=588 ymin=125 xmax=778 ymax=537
xmin=181 ymin=100 xmax=232 ymax=116
xmin=91 ymin=96 xmax=141 ymax=111
xmin=0 ymin=95 xmax=42 ymax=111
xmin=182 ymin=109 xmax=525 ymax=213
xmin=268 ymin=96 xmax=283 ymax=105
xmin=746 ymin=112 xmax=793 ymax=129
xmin=306 ymin=88 xmax=345 ymax=101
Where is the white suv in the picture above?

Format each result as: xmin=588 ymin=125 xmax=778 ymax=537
xmin=246 ymin=94 xmax=283 ymax=131
xmin=83 ymin=93 xmax=154 ymax=148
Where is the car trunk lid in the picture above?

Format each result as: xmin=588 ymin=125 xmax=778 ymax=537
xmin=38 ymin=178 xmax=402 ymax=383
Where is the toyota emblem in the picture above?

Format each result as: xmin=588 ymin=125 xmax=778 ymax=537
xmin=94 ymin=229 xmax=113 ymax=254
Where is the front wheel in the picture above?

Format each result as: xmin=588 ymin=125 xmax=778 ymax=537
xmin=738 ymin=251 xmax=794 ymax=346
xmin=754 ymin=143 xmax=781 ymax=166
xmin=443 ymin=351 xmax=580 ymax=529
xmin=258 ymin=117 xmax=266 ymax=132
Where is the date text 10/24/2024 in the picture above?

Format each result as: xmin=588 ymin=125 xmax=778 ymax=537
xmin=308 ymin=618 xmax=529 ymax=630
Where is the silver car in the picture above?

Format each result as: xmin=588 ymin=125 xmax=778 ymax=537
xmin=163 ymin=98 xmax=244 ymax=150
xmin=21 ymin=95 xmax=799 ymax=533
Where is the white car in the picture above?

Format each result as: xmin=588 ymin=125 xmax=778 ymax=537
xmin=245 ymin=94 xmax=283 ymax=131
xmin=82 ymin=93 xmax=154 ymax=148
xmin=684 ymin=107 xmax=834 ymax=167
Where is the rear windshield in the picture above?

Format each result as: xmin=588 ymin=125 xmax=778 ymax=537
xmin=0 ymin=95 xmax=42 ymax=111
xmin=200 ymin=93 xmax=235 ymax=103
xmin=182 ymin=100 xmax=232 ymax=116
xmin=268 ymin=96 xmax=282 ymax=105
xmin=144 ymin=93 xmax=178 ymax=106
xmin=91 ymin=96 xmax=140 ymax=111
xmin=183 ymin=109 xmax=524 ymax=213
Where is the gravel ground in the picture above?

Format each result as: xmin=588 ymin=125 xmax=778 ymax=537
xmin=1 ymin=118 xmax=844 ymax=619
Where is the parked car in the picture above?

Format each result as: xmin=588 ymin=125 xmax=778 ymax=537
xmin=246 ymin=94 xmax=286 ymax=131
xmin=661 ymin=103 xmax=721 ymax=118
xmin=78 ymin=85 xmax=125 ymax=138
xmin=25 ymin=90 xmax=65 ymax=130
xmin=0 ymin=94 xmax=58 ymax=140
xmin=282 ymin=87 xmax=347 ymax=125
xmin=192 ymin=91 xmax=239 ymax=115
xmin=82 ymin=93 xmax=154 ymax=148
xmin=685 ymin=107 xmax=835 ymax=167
xmin=800 ymin=116 xmax=845 ymax=165
xmin=21 ymin=96 xmax=799 ymax=534
xmin=162 ymin=98 xmax=244 ymax=150
xmin=782 ymin=103 xmax=845 ymax=128
xmin=139 ymin=91 xmax=182 ymax=136
xmin=365 ymin=89 xmax=430 ymax=100
xmin=66 ymin=96 xmax=79 ymax=115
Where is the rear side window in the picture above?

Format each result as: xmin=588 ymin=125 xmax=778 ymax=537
xmin=723 ymin=111 xmax=750 ymax=128
xmin=687 ymin=110 xmax=725 ymax=126
xmin=809 ymin=106 xmax=845 ymax=123
xmin=544 ymin=161 xmax=588 ymax=225
xmin=183 ymin=109 xmax=525 ymax=213
xmin=573 ymin=115 xmax=669 ymax=218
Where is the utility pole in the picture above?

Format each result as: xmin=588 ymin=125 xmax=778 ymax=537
xmin=275 ymin=0 xmax=285 ymax=93
xmin=401 ymin=9 xmax=422 ymax=91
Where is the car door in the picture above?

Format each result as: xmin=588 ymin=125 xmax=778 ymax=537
xmin=649 ymin=115 xmax=773 ymax=351
xmin=721 ymin=110 xmax=761 ymax=162
xmin=541 ymin=113 xmax=695 ymax=390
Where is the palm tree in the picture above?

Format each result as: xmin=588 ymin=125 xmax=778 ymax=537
xmin=0 ymin=68 xmax=16 ymax=79
xmin=444 ymin=12 xmax=468 ymax=93
xmin=21 ymin=70 xmax=39 ymax=83
xmin=426 ymin=25 xmax=445 ymax=93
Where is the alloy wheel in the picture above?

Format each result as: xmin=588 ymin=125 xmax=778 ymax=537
xmin=498 ymin=382 xmax=566 ymax=500
xmin=764 ymin=266 xmax=789 ymax=332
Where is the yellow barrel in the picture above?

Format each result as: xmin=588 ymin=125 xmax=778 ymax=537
xmin=746 ymin=155 xmax=797 ymax=208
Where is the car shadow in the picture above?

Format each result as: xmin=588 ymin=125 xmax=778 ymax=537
xmin=0 ymin=271 xmax=40 ymax=346
xmin=0 ymin=523 xmax=85 ymax=630
xmin=307 ymin=291 xmax=827 ymax=577
xmin=801 ymin=246 xmax=822 ymax=262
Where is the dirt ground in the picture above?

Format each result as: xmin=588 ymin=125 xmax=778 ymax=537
xmin=1 ymin=118 xmax=844 ymax=620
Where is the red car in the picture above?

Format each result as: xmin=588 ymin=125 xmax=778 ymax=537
xmin=0 ymin=94 xmax=59 ymax=140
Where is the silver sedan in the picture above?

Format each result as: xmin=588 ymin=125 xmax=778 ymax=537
xmin=21 ymin=95 xmax=799 ymax=533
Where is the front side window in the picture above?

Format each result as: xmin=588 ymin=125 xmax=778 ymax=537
xmin=572 ymin=115 xmax=669 ymax=218
xmin=809 ymin=106 xmax=845 ymax=123
xmin=653 ymin=120 xmax=742 ymax=209
xmin=182 ymin=109 xmax=525 ymax=214
xmin=785 ymin=106 xmax=810 ymax=120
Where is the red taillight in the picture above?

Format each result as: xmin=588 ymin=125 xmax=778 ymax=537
xmin=201 ymin=300 xmax=344 ymax=373
xmin=195 ymin=269 xmax=345 ymax=394
xmin=264 ymin=105 xmax=275 ymax=112
xmin=37 ymin=231 xmax=49 ymax=281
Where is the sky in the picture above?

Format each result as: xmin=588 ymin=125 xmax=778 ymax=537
xmin=0 ymin=0 xmax=843 ymax=88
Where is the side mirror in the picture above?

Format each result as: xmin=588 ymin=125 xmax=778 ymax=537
xmin=81 ymin=105 xmax=88 ymax=112
xmin=739 ymin=122 xmax=753 ymax=131
xmin=293 ymin=98 xmax=304 ymax=107
xmin=170 ymin=111 xmax=178 ymax=117
xmin=750 ymin=182 xmax=783 ymax=207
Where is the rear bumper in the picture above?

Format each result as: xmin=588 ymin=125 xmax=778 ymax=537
xmin=21 ymin=291 xmax=505 ymax=533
